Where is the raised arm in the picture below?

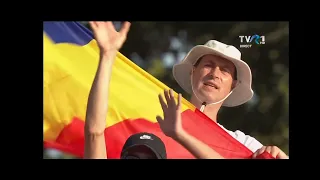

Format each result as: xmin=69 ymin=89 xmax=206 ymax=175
xmin=84 ymin=21 xmax=131 ymax=159
xmin=156 ymin=89 xmax=224 ymax=159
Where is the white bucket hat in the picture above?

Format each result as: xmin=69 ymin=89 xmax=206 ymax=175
xmin=172 ymin=40 xmax=253 ymax=107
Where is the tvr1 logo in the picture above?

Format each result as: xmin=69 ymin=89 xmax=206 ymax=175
xmin=239 ymin=35 xmax=265 ymax=48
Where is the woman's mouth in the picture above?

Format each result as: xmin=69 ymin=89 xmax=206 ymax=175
xmin=204 ymin=82 xmax=218 ymax=89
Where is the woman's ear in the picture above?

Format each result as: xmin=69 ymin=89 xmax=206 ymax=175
xmin=191 ymin=67 xmax=196 ymax=75
xmin=231 ymin=80 xmax=238 ymax=89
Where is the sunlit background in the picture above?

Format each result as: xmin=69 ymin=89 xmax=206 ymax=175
xmin=44 ymin=21 xmax=289 ymax=159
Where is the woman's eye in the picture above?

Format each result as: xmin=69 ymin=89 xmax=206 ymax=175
xmin=221 ymin=68 xmax=231 ymax=73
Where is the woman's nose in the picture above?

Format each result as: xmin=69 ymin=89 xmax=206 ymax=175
xmin=209 ymin=66 xmax=221 ymax=79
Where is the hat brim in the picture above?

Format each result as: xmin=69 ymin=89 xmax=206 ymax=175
xmin=121 ymin=144 xmax=163 ymax=159
xmin=172 ymin=45 xmax=253 ymax=107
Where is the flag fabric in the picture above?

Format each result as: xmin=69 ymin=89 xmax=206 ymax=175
xmin=43 ymin=21 xmax=273 ymax=159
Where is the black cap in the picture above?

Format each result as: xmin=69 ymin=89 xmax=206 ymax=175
xmin=121 ymin=132 xmax=167 ymax=159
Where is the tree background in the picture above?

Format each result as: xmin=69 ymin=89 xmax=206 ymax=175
xmin=44 ymin=21 xmax=289 ymax=159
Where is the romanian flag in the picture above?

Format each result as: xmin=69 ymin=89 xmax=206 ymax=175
xmin=43 ymin=21 xmax=273 ymax=159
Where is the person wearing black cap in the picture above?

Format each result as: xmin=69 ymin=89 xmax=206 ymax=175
xmin=120 ymin=132 xmax=167 ymax=159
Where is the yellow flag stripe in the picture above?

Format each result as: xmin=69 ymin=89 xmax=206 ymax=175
xmin=44 ymin=33 xmax=195 ymax=141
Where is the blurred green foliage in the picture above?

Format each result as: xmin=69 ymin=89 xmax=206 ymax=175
xmin=44 ymin=21 xmax=289 ymax=158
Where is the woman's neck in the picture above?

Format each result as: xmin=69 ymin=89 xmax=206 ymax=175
xmin=190 ymin=95 xmax=222 ymax=123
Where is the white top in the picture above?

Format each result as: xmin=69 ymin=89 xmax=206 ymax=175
xmin=218 ymin=124 xmax=263 ymax=153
